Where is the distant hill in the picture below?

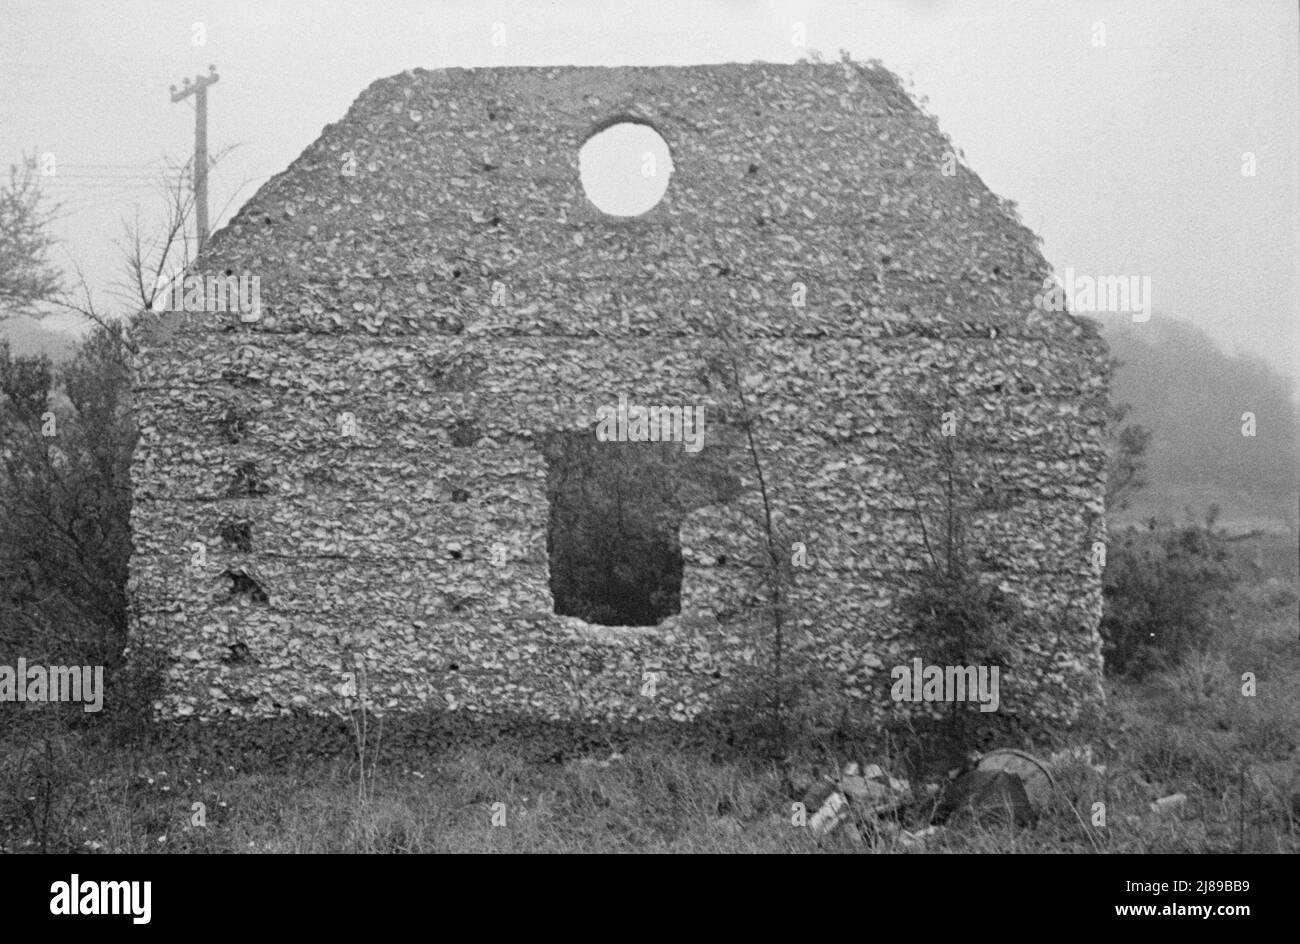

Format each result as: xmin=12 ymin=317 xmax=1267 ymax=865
xmin=1098 ymin=315 xmax=1299 ymax=532
xmin=0 ymin=315 xmax=78 ymax=361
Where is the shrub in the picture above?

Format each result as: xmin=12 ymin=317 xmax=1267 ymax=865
xmin=0 ymin=706 xmax=81 ymax=852
xmin=1101 ymin=515 xmax=1237 ymax=678
xmin=893 ymin=416 xmax=1022 ymax=756
xmin=0 ymin=325 xmax=137 ymax=668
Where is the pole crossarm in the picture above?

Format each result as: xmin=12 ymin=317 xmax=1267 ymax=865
xmin=169 ymin=64 xmax=220 ymax=102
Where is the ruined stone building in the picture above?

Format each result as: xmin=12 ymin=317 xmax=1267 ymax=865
xmin=128 ymin=62 xmax=1111 ymax=727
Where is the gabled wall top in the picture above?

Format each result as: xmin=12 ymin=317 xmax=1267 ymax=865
xmin=171 ymin=60 xmax=1094 ymax=349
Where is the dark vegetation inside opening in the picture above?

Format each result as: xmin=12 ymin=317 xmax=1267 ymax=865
xmin=221 ymin=568 xmax=268 ymax=604
xmin=219 ymin=519 xmax=253 ymax=552
xmin=541 ymin=428 xmax=740 ymax=627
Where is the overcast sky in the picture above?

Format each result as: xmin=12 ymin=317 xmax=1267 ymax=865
xmin=3 ymin=0 xmax=1297 ymax=387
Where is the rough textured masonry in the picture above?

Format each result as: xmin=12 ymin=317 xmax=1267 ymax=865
xmin=128 ymin=61 xmax=1111 ymax=727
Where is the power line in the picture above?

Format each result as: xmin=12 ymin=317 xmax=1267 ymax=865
xmin=52 ymin=162 xmax=171 ymax=170
xmin=59 ymin=199 xmax=158 ymax=211
xmin=55 ymin=184 xmax=161 ymax=203
xmin=58 ymin=191 xmax=161 ymax=209
xmin=54 ymin=193 xmax=163 ymax=216
xmin=40 ymin=175 xmax=178 ymax=186
xmin=42 ymin=173 xmax=173 ymax=180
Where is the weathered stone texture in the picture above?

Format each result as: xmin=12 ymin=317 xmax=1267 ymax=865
xmin=128 ymin=62 xmax=1110 ymax=726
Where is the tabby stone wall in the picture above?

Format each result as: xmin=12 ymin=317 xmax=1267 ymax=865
xmin=128 ymin=61 xmax=1110 ymax=726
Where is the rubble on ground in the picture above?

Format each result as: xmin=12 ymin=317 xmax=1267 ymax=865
xmin=801 ymin=744 xmax=1108 ymax=843
xmin=804 ymin=760 xmax=913 ymax=839
xmin=1149 ymin=792 xmax=1187 ymax=815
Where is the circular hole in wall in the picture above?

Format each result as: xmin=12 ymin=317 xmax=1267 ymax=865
xmin=579 ymin=121 xmax=673 ymax=216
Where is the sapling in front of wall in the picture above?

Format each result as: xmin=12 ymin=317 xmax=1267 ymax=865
xmin=896 ymin=399 xmax=1019 ymax=756
xmin=707 ymin=310 xmax=808 ymax=756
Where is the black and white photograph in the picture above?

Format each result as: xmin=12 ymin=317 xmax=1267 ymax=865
xmin=0 ymin=0 xmax=1296 ymax=910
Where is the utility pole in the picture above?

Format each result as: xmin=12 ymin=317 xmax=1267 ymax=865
xmin=170 ymin=64 xmax=219 ymax=253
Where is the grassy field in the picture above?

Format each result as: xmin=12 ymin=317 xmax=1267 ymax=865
xmin=2 ymin=535 xmax=1296 ymax=854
